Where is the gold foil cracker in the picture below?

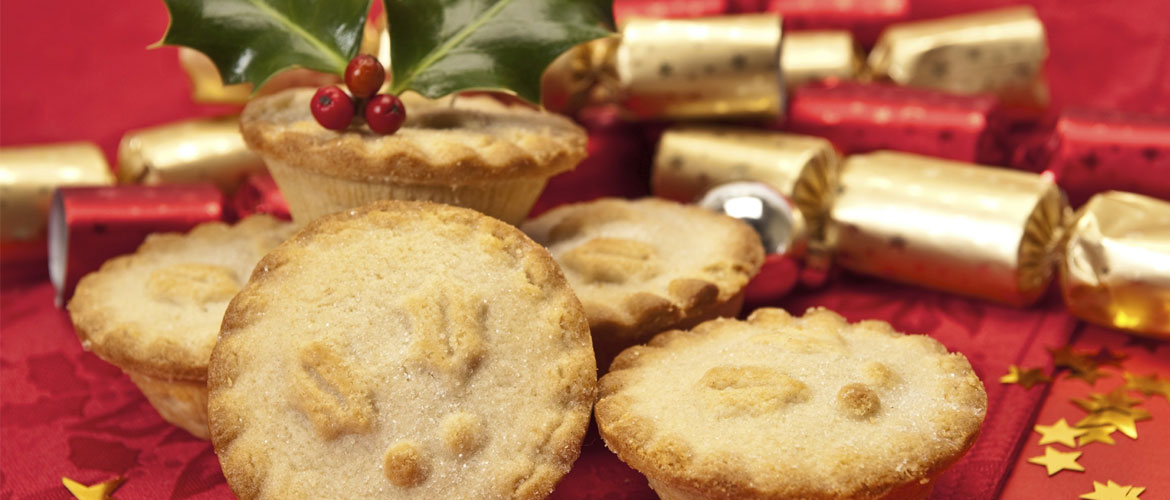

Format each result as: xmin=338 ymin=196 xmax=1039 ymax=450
xmin=868 ymin=6 xmax=1048 ymax=106
xmin=541 ymin=35 xmax=622 ymax=115
xmin=617 ymin=14 xmax=784 ymax=120
xmin=117 ymin=116 xmax=266 ymax=193
xmin=1061 ymin=192 xmax=1170 ymax=338
xmin=831 ymin=151 xmax=1068 ymax=306
xmin=652 ymin=126 xmax=840 ymax=243
xmin=0 ymin=142 xmax=114 ymax=241
xmin=781 ymin=30 xmax=865 ymax=89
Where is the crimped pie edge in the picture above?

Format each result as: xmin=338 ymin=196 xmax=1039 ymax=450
xmin=67 ymin=215 xmax=291 ymax=381
xmin=594 ymin=307 xmax=987 ymax=500
xmin=240 ymin=89 xmax=588 ymax=184
xmin=207 ymin=200 xmax=597 ymax=500
xmin=523 ymin=197 xmax=765 ymax=367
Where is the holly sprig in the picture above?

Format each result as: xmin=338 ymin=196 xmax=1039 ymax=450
xmin=158 ymin=0 xmax=614 ymax=105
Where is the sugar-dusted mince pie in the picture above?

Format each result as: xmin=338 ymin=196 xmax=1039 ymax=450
xmin=596 ymin=307 xmax=987 ymax=500
xmin=522 ymin=198 xmax=765 ymax=371
xmin=208 ymin=201 xmax=596 ymax=499
xmin=240 ymin=89 xmax=588 ymax=226
xmin=67 ymin=215 xmax=295 ymax=439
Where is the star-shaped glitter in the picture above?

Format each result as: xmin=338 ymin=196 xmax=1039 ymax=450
xmin=1124 ymin=373 xmax=1163 ymax=396
xmin=1073 ymin=387 xmax=1143 ymax=413
xmin=1067 ymin=367 xmax=1110 ymax=385
xmin=1001 ymin=365 xmax=1051 ymax=389
xmin=1034 ymin=418 xmax=1088 ymax=447
xmin=1078 ymin=425 xmax=1117 ymax=446
xmin=1051 ymin=346 xmax=1098 ymax=373
xmin=63 ymin=476 xmax=124 ymax=500
xmin=1090 ymin=348 xmax=1128 ymax=368
xmin=1080 ymin=480 xmax=1146 ymax=500
xmin=1077 ymin=411 xmax=1138 ymax=439
xmin=1027 ymin=446 xmax=1085 ymax=476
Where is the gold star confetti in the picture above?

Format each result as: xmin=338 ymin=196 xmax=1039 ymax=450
xmin=1080 ymin=480 xmax=1146 ymax=500
xmin=1090 ymin=348 xmax=1127 ymax=368
xmin=1124 ymin=373 xmax=1164 ymax=396
xmin=1027 ymin=446 xmax=1085 ymax=476
xmin=1051 ymin=346 xmax=1098 ymax=373
xmin=1078 ymin=411 xmax=1138 ymax=440
xmin=1073 ymin=387 xmax=1143 ymax=413
xmin=1034 ymin=418 xmax=1088 ymax=447
xmin=1001 ymin=365 xmax=1051 ymax=389
xmin=1068 ymin=367 xmax=1110 ymax=385
xmin=63 ymin=476 xmax=124 ymax=500
xmin=1078 ymin=425 xmax=1117 ymax=446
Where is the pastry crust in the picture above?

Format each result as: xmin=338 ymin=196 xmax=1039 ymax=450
xmin=68 ymin=215 xmax=295 ymax=381
xmin=522 ymin=198 xmax=765 ymax=370
xmin=595 ymin=308 xmax=987 ymax=500
xmin=208 ymin=201 xmax=596 ymax=500
xmin=240 ymin=89 xmax=588 ymax=184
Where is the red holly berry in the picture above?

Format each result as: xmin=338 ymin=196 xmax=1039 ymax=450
xmin=345 ymin=54 xmax=386 ymax=99
xmin=310 ymin=86 xmax=355 ymax=130
xmin=365 ymin=94 xmax=407 ymax=135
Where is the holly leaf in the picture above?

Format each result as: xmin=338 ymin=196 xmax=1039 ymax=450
xmin=385 ymin=0 xmax=614 ymax=103
xmin=158 ymin=0 xmax=370 ymax=89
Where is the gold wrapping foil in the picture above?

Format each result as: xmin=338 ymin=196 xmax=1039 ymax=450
xmin=651 ymin=126 xmax=840 ymax=244
xmin=0 ymin=142 xmax=114 ymax=241
xmin=868 ymin=6 xmax=1048 ymax=106
xmin=1062 ymin=192 xmax=1170 ymax=338
xmin=617 ymin=14 xmax=784 ymax=120
xmin=117 ymin=116 xmax=266 ymax=193
xmin=831 ymin=151 xmax=1068 ymax=306
xmin=541 ymin=35 xmax=622 ymax=115
xmin=781 ymin=30 xmax=866 ymax=89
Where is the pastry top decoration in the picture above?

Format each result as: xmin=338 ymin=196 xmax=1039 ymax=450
xmin=208 ymin=201 xmax=596 ymax=499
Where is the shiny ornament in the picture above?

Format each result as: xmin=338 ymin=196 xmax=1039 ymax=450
xmin=698 ymin=182 xmax=807 ymax=304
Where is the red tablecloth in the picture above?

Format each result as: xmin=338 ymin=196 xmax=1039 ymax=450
xmin=2 ymin=1 xmax=1169 ymax=499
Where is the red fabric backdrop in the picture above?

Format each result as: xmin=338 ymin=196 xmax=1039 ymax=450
xmin=2 ymin=1 xmax=1169 ymax=499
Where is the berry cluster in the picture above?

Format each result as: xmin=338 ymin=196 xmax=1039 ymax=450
xmin=311 ymin=54 xmax=406 ymax=135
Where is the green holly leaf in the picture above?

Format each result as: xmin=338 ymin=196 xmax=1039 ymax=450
xmin=385 ymin=0 xmax=614 ymax=103
xmin=158 ymin=0 xmax=370 ymax=89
